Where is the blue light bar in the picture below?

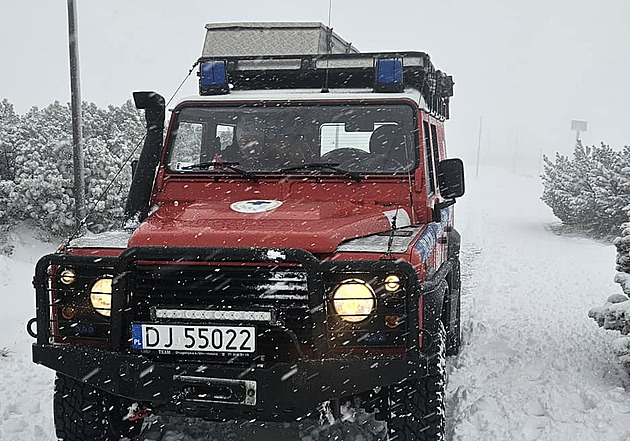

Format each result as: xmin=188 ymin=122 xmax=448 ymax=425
xmin=199 ymin=60 xmax=229 ymax=95
xmin=374 ymin=58 xmax=404 ymax=93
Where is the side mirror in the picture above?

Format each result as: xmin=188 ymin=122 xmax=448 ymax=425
xmin=437 ymin=158 xmax=465 ymax=199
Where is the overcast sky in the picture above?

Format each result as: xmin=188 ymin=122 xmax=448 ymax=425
xmin=1 ymin=0 xmax=629 ymax=170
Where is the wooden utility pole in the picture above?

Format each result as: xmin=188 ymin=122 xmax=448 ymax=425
xmin=67 ymin=0 xmax=86 ymax=228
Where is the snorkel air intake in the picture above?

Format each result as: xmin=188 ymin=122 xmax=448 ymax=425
xmin=123 ymin=91 xmax=165 ymax=226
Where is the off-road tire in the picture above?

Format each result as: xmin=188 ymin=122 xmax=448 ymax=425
xmin=53 ymin=374 xmax=143 ymax=441
xmin=388 ymin=323 xmax=446 ymax=441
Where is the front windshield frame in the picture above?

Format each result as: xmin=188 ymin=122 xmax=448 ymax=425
xmin=164 ymin=100 xmax=419 ymax=178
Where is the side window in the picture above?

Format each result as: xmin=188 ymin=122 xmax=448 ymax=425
xmin=423 ymin=121 xmax=435 ymax=194
xmin=168 ymin=121 xmax=203 ymax=169
xmin=430 ymin=123 xmax=441 ymax=185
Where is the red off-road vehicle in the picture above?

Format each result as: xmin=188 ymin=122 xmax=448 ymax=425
xmin=31 ymin=23 xmax=464 ymax=441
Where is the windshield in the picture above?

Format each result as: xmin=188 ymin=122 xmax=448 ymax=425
xmin=166 ymin=104 xmax=416 ymax=175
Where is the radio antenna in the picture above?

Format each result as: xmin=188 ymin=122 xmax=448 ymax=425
xmin=322 ymin=0 xmax=333 ymax=93
xmin=328 ymin=0 xmax=333 ymax=27
xmin=385 ymin=135 xmax=415 ymax=258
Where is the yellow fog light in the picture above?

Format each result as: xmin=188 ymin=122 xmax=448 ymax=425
xmin=59 ymin=268 xmax=76 ymax=285
xmin=384 ymin=274 xmax=401 ymax=292
xmin=332 ymin=278 xmax=376 ymax=323
xmin=61 ymin=306 xmax=76 ymax=320
xmin=385 ymin=314 xmax=402 ymax=329
xmin=90 ymin=276 xmax=112 ymax=317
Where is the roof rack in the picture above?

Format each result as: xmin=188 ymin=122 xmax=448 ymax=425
xmin=197 ymin=52 xmax=453 ymax=120
xmin=202 ymin=22 xmax=359 ymax=56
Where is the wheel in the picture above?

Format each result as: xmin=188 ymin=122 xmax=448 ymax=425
xmin=53 ymin=374 xmax=143 ymax=441
xmin=387 ymin=323 xmax=446 ymax=441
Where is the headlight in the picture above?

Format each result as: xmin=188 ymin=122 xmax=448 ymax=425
xmin=332 ymin=278 xmax=376 ymax=323
xmin=90 ymin=276 xmax=113 ymax=317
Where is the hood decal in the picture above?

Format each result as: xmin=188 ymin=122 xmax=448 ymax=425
xmin=230 ymin=199 xmax=283 ymax=213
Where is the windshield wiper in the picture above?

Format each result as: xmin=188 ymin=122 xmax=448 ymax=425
xmin=180 ymin=161 xmax=258 ymax=182
xmin=280 ymin=162 xmax=362 ymax=182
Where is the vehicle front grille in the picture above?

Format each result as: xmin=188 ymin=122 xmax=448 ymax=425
xmin=128 ymin=263 xmax=314 ymax=362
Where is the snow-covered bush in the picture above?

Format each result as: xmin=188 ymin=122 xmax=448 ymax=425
xmin=589 ymin=223 xmax=630 ymax=372
xmin=614 ymin=222 xmax=630 ymax=287
xmin=81 ymin=100 xmax=144 ymax=232
xmin=541 ymin=141 xmax=630 ymax=238
xmin=554 ymin=142 xmax=630 ymax=371
xmin=0 ymin=100 xmax=19 ymax=225
xmin=7 ymin=102 xmax=75 ymax=235
xmin=0 ymin=99 xmax=144 ymax=236
xmin=0 ymin=99 xmax=18 ymax=183
xmin=589 ymin=294 xmax=630 ymax=371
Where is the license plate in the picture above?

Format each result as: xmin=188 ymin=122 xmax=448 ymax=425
xmin=131 ymin=324 xmax=256 ymax=353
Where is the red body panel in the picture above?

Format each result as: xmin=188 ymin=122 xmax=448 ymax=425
xmin=134 ymin=176 xmax=417 ymax=253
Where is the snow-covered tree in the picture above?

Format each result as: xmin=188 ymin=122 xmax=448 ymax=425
xmin=7 ymin=102 xmax=75 ymax=235
xmin=81 ymin=100 xmax=144 ymax=232
xmin=0 ymin=99 xmax=19 ymax=182
xmin=0 ymin=100 xmax=20 ymax=224
xmin=542 ymin=141 xmax=630 ymax=238
xmin=0 ymin=98 xmax=144 ymax=235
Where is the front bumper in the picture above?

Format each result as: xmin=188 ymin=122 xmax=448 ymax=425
xmin=33 ymin=343 xmax=425 ymax=420
xmin=32 ymin=246 xmax=443 ymax=420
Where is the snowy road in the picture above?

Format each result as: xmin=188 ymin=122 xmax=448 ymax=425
xmin=448 ymin=167 xmax=630 ymax=440
xmin=1 ymin=166 xmax=630 ymax=440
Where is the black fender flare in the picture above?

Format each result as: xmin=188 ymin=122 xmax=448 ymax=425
xmin=447 ymin=227 xmax=461 ymax=261
xmin=418 ymin=263 xmax=450 ymax=353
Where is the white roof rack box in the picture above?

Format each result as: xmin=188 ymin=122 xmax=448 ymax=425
xmin=202 ymin=22 xmax=359 ymax=57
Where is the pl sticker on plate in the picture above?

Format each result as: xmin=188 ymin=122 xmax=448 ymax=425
xmin=230 ymin=200 xmax=283 ymax=213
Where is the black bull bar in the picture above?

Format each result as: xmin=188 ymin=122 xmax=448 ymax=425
xmin=31 ymin=246 xmax=443 ymax=416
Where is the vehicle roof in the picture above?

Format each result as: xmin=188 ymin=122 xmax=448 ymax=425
xmin=172 ymin=88 xmax=426 ymax=109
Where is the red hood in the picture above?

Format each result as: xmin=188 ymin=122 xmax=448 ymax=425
xmin=129 ymin=199 xmax=402 ymax=254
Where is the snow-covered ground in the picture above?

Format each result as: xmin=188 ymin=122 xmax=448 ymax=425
xmin=2 ymin=166 xmax=630 ymax=440
xmin=447 ymin=167 xmax=630 ymax=440
xmin=0 ymin=228 xmax=56 ymax=441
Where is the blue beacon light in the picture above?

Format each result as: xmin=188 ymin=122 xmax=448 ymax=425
xmin=374 ymin=58 xmax=404 ymax=93
xmin=199 ymin=60 xmax=229 ymax=95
